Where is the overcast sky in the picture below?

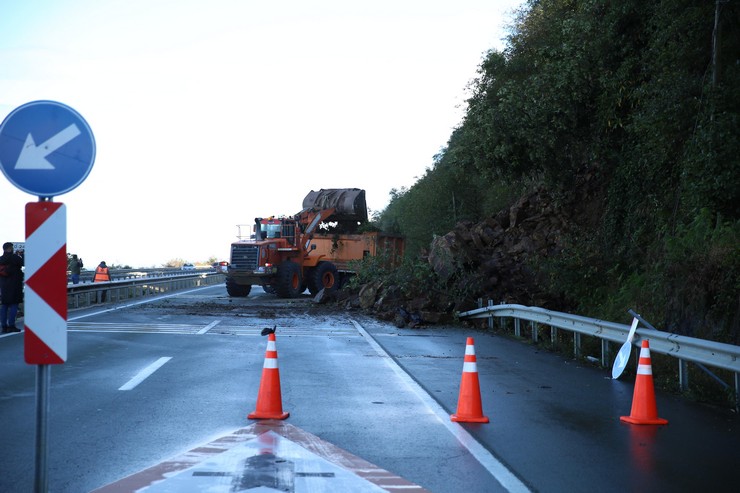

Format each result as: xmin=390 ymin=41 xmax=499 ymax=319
xmin=1 ymin=0 xmax=523 ymax=268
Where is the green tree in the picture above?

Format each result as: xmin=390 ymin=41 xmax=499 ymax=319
xmin=378 ymin=0 xmax=739 ymax=341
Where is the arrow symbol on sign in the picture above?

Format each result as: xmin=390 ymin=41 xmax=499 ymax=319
xmin=14 ymin=123 xmax=81 ymax=170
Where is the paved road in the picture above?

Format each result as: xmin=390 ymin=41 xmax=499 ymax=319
xmin=1 ymin=285 xmax=739 ymax=492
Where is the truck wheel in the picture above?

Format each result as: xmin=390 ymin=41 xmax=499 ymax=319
xmin=314 ymin=261 xmax=339 ymax=294
xmin=226 ymin=279 xmax=251 ymax=297
xmin=276 ymin=261 xmax=303 ymax=298
xmin=304 ymin=267 xmax=319 ymax=295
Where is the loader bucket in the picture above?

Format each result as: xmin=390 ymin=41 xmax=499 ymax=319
xmin=302 ymin=188 xmax=368 ymax=223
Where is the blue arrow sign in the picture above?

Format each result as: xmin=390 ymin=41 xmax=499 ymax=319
xmin=0 ymin=100 xmax=96 ymax=198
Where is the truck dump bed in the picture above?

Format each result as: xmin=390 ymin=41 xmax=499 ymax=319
xmin=310 ymin=232 xmax=405 ymax=271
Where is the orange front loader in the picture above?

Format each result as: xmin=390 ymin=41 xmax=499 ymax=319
xmin=224 ymin=189 xmax=404 ymax=298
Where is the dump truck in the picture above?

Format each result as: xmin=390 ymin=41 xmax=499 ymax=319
xmin=224 ymin=188 xmax=404 ymax=298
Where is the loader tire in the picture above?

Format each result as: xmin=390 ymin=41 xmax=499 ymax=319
xmin=276 ymin=261 xmax=303 ymax=298
xmin=313 ymin=261 xmax=339 ymax=294
xmin=304 ymin=267 xmax=319 ymax=295
xmin=226 ymin=279 xmax=251 ymax=297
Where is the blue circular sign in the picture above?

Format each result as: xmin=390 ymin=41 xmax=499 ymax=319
xmin=0 ymin=100 xmax=96 ymax=198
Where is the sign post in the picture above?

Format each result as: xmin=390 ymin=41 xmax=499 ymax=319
xmin=0 ymin=100 xmax=95 ymax=492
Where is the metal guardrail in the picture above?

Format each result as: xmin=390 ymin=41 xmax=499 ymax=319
xmin=459 ymin=302 xmax=740 ymax=408
xmin=67 ymin=267 xmax=209 ymax=285
xmin=66 ymin=271 xmax=225 ymax=309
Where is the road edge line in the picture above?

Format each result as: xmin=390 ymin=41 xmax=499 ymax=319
xmin=350 ymin=318 xmax=531 ymax=493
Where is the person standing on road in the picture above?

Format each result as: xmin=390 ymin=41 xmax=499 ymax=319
xmin=93 ymin=260 xmax=111 ymax=302
xmin=70 ymin=254 xmax=83 ymax=284
xmin=0 ymin=242 xmax=24 ymax=333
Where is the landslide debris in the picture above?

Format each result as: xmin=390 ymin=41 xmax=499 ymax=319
xmin=337 ymin=172 xmax=603 ymax=327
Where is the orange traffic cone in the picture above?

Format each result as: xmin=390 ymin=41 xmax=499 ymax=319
xmin=248 ymin=333 xmax=289 ymax=420
xmin=620 ymin=340 xmax=667 ymax=425
xmin=451 ymin=337 xmax=489 ymax=423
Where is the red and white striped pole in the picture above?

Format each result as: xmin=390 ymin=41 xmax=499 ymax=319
xmin=25 ymin=201 xmax=67 ymax=493
xmin=25 ymin=201 xmax=67 ymax=364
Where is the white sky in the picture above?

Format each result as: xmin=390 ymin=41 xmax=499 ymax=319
xmin=1 ymin=0 xmax=523 ymax=268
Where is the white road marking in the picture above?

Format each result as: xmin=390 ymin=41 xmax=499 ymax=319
xmin=197 ymin=320 xmax=221 ymax=334
xmin=350 ymin=319 xmax=531 ymax=493
xmin=90 ymin=422 xmax=429 ymax=492
xmin=119 ymin=357 xmax=172 ymax=391
xmin=137 ymin=430 xmax=388 ymax=492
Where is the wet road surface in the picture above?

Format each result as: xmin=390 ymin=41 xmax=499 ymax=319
xmin=1 ymin=284 xmax=739 ymax=492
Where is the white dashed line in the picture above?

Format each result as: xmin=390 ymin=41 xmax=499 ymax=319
xmin=119 ymin=357 xmax=172 ymax=391
xmin=197 ymin=320 xmax=221 ymax=334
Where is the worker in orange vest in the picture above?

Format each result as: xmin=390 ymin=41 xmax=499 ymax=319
xmin=93 ymin=261 xmax=111 ymax=302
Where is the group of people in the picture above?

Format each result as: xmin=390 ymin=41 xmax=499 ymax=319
xmin=69 ymin=256 xmax=111 ymax=286
xmin=0 ymin=241 xmax=113 ymax=333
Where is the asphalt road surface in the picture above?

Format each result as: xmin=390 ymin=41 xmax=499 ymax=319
xmin=1 ymin=284 xmax=739 ymax=492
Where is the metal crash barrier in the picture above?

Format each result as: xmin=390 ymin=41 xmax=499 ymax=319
xmin=460 ymin=301 xmax=740 ymax=410
xmin=66 ymin=271 xmax=225 ymax=309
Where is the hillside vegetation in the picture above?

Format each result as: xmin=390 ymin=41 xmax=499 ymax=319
xmin=373 ymin=0 xmax=739 ymax=345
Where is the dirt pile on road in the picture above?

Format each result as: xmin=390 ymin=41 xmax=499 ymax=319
xmin=337 ymin=171 xmax=603 ymax=327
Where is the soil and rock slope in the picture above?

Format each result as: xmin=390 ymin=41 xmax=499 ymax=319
xmin=337 ymin=172 xmax=604 ymax=327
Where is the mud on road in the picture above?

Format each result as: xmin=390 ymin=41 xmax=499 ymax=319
xmin=136 ymin=289 xmax=354 ymax=333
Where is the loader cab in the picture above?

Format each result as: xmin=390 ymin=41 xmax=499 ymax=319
xmin=261 ymin=219 xmax=282 ymax=238
xmin=255 ymin=217 xmax=297 ymax=245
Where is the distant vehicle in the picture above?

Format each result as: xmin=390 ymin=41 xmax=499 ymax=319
xmin=181 ymin=263 xmax=195 ymax=271
xmin=212 ymin=261 xmax=229 ymax=272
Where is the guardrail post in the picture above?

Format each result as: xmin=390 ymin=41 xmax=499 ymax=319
xmin=601 ymin=339 xmax=609 ymax=367
xmin=679 ymin=359 xmax=689 ymax=392
xmin=531 ymin=321 xmax=538 ymax=343
xmin=551 ymin=326 xmax=557 ymax=345
xmin=573 ymin=333 xmax=581 ymax=359
xmin=514 ymin=318 xmax=521 ymax=337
